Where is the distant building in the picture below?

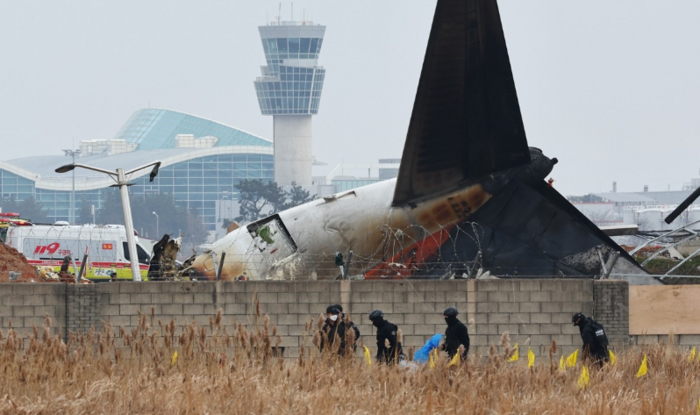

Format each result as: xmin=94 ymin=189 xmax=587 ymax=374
xmin=254 ymin=20 xmax=326 ymax=186
xmin=0 ymin=109 xmax=273 ymax=234
xmin=314 ymin=159 xmax=401 ymax=193
xmin=570 ymin=178 xmax=700 ymax=231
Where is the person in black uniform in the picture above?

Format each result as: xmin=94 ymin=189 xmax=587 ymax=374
xmin=369 ymin=310 xmax=404 ymax=364
xmin=441 ymin=307 xmax=469 ymax=361
xmin=572 ymin=312 xmax=609 ymax=366
xmin=320 ymin=306 xmax=356 ymax=355
xmin=333 ymin=304 xmax=361 ymax=348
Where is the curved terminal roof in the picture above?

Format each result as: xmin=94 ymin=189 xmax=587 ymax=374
xmin=1 ymin=108 xmax=273 ymax=192
xmin=1 ymin=146 xmax=273 ymax=192
xmin=114 ymin=108 xmax=272 ymax=149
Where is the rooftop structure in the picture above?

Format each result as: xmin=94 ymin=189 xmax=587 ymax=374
xmin=114 ymin=108 xmax=270 ymax=151
xmin=313 ymin=159 xmax=401 ymax=193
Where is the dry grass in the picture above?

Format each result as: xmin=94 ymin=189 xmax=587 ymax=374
xmin=0 ymin=311 xmax=699 ymax=414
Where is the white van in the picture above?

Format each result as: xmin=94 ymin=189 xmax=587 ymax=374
xmin=6 ymin=224 xmax=151 ymax=281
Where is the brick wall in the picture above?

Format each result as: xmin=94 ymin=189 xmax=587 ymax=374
xmin=0 ymin=279 xmax=629 ymax=357
xmin=593 ymin=280 xmax=629 ymax=347
xmin=66 ymin=285 xmax=101 ymax=334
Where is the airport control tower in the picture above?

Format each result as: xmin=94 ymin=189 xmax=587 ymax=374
xmin=254 ymin=20 xmax=326 ymax=186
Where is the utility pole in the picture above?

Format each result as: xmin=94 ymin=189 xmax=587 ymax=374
xmin=62 ymin=149 xmax=81 ymax=223
xmin=152 ymin=211 xmax=159 ymax=237
xmin=55 ymin=160 xmax=161 ymax=281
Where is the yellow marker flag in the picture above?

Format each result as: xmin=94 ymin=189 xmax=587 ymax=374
xmin=689 ymin=347 xmax=696 ymax=362
xmin=429 ymin=351 xmax=435 ymax=369
xmin=363 ymin=346 xmax=372 ymax=366
xmin=527 ymin=348 xmax=535 ymax=368
xmin=578 ymin=366 xmax=590 ymax=390
xmin=508 ymin=343 xmax=519 ymax=362
xmin=171 ymin=350 xmax=178 ymax=366
xmin=429 ymin=348 xmax=439 ymax=369
xmin=609 ymin=350 xmax=617 ymax=366
xmin=559 ymin=355 xmax=566 ymax=372
xmin=448 ymin=352 xmax=461 ymax=367
xmin=636 ymin=354 xmax=648 ymax=378
xmin=566 ymin=349 xmax=579 ymax=367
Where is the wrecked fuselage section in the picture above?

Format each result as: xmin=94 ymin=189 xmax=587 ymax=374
xmin=185 ymin=150 xmax=646 ymax=282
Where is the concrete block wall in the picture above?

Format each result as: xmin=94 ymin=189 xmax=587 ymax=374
xmin=0 ymin=279 xmax=629 ymax=358
xmin=468 ymin=279 xmax=596 ymax=357
xmin=0 ymin=283 xmax=65 ymax=339
xmin=94 ymin=281 xmax=343 ymax=357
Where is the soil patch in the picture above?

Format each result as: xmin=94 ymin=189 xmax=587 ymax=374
xmin=0 ymin=242 xmax=41 ymax=282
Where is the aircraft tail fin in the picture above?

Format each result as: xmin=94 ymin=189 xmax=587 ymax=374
xmin=393 ymin=0 xmax=530 ymax=206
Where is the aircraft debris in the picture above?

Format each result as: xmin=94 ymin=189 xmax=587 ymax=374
xmin=148 ymin=234 xmax=183 ymax=281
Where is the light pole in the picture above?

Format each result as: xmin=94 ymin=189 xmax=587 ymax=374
xmin=62 ymin=149 xmax=81 ymax=223
xmin=152 ymin=211 xmax=159 ymax=237
xmin=55 ymin=160 xmax=161 ymax=282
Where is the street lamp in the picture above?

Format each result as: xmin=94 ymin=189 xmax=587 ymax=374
xmin=152 ymin=211 xmax=159 ymax=237
xmin=55 ymin=160 xmax=161 ymax=282
xmin=62 ymin=149 xmax=81 ymax=223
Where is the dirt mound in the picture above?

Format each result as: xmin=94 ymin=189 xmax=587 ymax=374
xmin=0 ymin=242 xmax=41 ymax=282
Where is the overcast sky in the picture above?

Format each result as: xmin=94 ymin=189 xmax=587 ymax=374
xmin=1 ymin=1 xmax=698 ymax=196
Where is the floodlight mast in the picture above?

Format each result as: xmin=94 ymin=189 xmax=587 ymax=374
xmin=54 ymin=161 xmax=161 ymax=282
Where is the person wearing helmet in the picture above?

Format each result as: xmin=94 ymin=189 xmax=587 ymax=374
xmin=441 ymin=307 xmax=469 ymax=361
xmin=320 ymin=305 xmax=356 ymax=355
xmin=369 ymin=310 xmax=404 ymax=364
xmin=333 ymin=304 xmax=361 ymax=349
xmin=572 ymin=312 xmax=609 ymax=366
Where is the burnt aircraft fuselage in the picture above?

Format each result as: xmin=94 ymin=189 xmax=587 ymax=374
xmin=188 ymin=148 xmax=637 ymax=280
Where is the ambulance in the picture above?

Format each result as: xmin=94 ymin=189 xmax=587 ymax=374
xmin=5 ymin=223 xmax=152 ymax=281
xmin=0 ymin=212 xmax=32 ymax=242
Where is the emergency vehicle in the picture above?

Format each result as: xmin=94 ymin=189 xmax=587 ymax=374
xmin=0 ymin=212 xmax=32 ymax=242
xmin=5 ymin=223 xmax=151 ymax=281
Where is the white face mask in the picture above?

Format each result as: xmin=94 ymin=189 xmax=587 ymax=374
xmin=330 ymin=315 xmax=338 ymax=322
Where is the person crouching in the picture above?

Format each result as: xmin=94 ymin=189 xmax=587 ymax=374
xmin=369 ymin=310 xmax=404 ymax=364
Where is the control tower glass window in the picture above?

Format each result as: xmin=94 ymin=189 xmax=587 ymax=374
xmin=255 ymin=23 xmax=327 ymax=116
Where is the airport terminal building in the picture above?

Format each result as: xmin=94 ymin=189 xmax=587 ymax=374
xmin=0 ymin=109 xmax=273 ymax=232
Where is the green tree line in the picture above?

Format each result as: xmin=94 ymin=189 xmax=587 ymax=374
xmin=225 ymin=179 xmax=315 ymax=226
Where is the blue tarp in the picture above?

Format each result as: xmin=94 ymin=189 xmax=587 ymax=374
xmin=414 ymin=333 xmax=443 ymax=363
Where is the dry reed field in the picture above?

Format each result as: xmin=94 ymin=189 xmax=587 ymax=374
xmin=0 ymin=307 xmax=698 ymax=414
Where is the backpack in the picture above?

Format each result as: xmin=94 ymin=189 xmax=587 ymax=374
xmin=587 ymin=318 xmax=609 ymax=348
